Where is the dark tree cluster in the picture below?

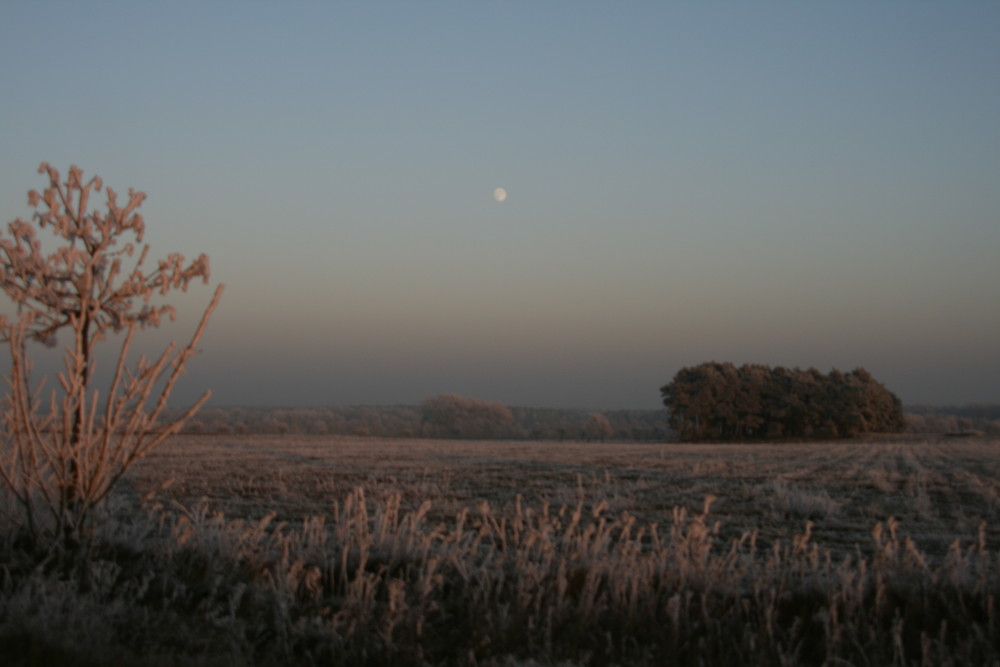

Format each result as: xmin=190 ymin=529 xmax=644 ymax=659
xmin=661 ymin=362 xmax=905 ymax=442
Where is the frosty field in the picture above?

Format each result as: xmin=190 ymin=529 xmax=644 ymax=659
xmin=5 ymin=435 xmax=1000 ymax=666
xmin=124 ymin=434 xmax=1000 ymax=559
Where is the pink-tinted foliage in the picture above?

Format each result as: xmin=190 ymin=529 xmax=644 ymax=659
xmin=0 ymin=163 xmax=223 ymax=549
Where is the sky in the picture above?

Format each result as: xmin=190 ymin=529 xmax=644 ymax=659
xmin=1 ymin=2 xmax=998 ymax=410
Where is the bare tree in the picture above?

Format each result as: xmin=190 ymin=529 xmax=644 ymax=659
xmin=0 ymin=163 xmax=223 ymax=548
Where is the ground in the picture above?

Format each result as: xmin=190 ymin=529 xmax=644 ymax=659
xmin=123 ymin=434 xmax=1000 ymax=560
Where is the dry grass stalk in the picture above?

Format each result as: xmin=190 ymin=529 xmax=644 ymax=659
xmin=2 ymin=478 xmax=1000 ymax=665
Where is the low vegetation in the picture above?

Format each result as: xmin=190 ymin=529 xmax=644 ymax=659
xmin=3 ymin=435 xmax=1000 ymax=665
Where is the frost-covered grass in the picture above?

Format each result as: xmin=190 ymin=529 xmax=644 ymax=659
xmin=2 ymin=435 xmax=1000 ymax=665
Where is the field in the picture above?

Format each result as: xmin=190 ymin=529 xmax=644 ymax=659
xmin=124 ymin=434 xmax=1000 ymax=558
xmin=5 ymin=434 xmax=1000 ymax=665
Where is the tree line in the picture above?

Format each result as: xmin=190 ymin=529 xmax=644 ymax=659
xmin=661 ymin=362 xmax=906 ymax=441
xmin=171 ymin=399 xmax=669 ymax=441
xmin=171 ymin=396 xmax=997 ymax=442
xmin=906 ymin=404 xmax=1000 ymax=436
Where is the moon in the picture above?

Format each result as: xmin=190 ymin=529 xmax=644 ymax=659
xmin=493 ymin=187 xmax=507 ymax=202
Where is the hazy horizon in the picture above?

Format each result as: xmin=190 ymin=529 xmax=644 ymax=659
xmin=1 ymin=3 xmax=998 ymax=411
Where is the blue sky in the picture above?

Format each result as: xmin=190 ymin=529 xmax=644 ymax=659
xmin=1 ymin=2 xmax=998 ymax=409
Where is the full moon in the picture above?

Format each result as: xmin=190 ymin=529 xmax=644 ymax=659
xmin=493 ymin=187 xmax=507 ymax=202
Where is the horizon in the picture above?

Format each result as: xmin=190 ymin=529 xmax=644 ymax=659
xmin=1 ymin=3 xmax=998 ymax=410
xmin=187 ymin=398 xmax=1000 ymax=412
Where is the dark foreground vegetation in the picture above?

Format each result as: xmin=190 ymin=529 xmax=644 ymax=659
xmin=4 ymin=437 xmax=1000 ymax=666
xmin=1 ymin=484 xmax=998 ymax=666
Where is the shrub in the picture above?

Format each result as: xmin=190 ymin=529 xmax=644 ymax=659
xmin=0 ymin=163 xmax=223 ymax=550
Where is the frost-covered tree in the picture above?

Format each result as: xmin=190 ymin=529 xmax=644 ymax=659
xmin=0 ymin=163 xmax=223 ymax=547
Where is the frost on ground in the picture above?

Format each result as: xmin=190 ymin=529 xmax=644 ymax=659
xmin=2 ymin=435 xmax=999 ymax=666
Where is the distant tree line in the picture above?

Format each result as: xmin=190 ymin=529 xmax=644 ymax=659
xmin=661 ymin=362 xmax=906 ymax=441
xmin=510 ymin=407 xmax=666 ymax=442
xmin=167 ymin=398 xmax=668 ymax=441
xmin=420 ymin=393 xmax=514 ymax=439
xmin=164 ymin=396 xmax=995 ymax=442
xmin=906 ymin=404 xmax=1000 ymax=436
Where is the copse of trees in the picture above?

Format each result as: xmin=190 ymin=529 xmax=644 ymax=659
xmin=661 ymin=362 xmax=905 ymax=442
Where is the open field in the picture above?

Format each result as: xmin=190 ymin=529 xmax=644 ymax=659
xmin=124 ymin=434 xmax=1000 ymax=560
xmin=4 ymin=434 xmax=1000 ymax=666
